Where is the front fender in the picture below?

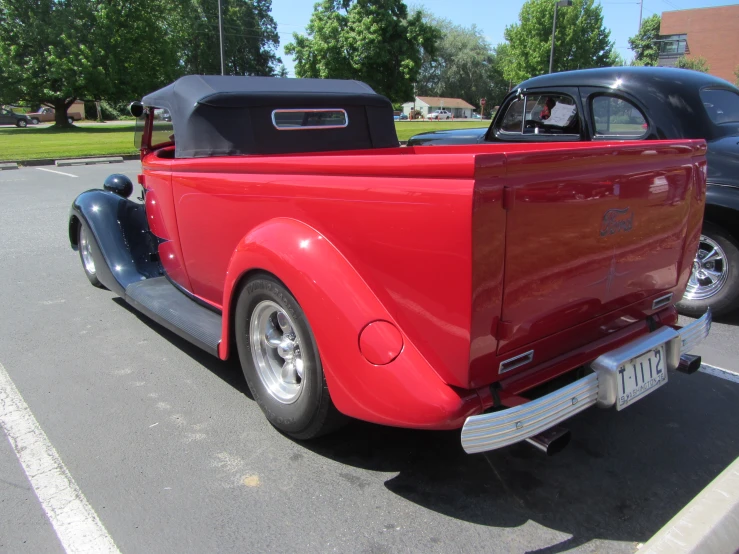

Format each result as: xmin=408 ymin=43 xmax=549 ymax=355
xmin=69 ymin=189 xmax=158 ymax=295
xmin=221 ymin=218 xmax=482 ymax=430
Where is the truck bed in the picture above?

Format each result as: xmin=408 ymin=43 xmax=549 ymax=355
xmin=144 ymin=139 xmax=706 ymax=392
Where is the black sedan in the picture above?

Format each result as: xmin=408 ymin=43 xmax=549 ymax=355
xmin=0 ymin=107 xmax=32 ymax=127
xmin=409 ymin=67 xmax=739 ymax=317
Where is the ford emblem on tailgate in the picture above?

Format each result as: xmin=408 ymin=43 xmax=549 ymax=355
xmin=600 ymin=207 xmax=633 ymax=236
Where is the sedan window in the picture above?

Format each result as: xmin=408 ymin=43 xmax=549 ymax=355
xmin=592 ymin=96 xmax=647 ymax=138
xmin=498 ymin=94 xmax=579 ymax=136
xmin=700 ymin=88 xmax=739 ymax=125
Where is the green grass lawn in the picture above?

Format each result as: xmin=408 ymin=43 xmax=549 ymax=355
xmin=0 ymin=123 xmax=139 ymax=161
xmin=0 ymin=120 xmax=489 ymax=161
xmin=395 ymin=120 xmax=488 ymax=141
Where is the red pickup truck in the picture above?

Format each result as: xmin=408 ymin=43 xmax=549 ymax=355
xmin=68 ymin=76 xmax=710 ymax=455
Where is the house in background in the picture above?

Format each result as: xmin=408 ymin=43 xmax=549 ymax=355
xmin=657 ymin=5 xmax=739 ymax=84
xmin=402 ymin=97 xmax=476 ymax=118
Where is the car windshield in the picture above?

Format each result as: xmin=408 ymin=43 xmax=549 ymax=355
xmin=700 ymin=88 xmax=739 ymax=125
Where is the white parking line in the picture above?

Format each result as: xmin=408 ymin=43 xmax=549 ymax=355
xmin=35 ymin=167 xmax=78 ymax=178
xmin=699 ymin=363 xmax=739 ymax=384
xmin=0 ymin=361 xmax=120 ymax=554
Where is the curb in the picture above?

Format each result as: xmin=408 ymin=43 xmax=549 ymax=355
xmin=0 ymin=155 xmax=139 ymax=168
xmin=56 ymin=156 xmax=124 ymax=167
xmin=642 ymin=455 xmax=739 ymax=553
xmin=0 ymin=162 xmax=19 ymax=170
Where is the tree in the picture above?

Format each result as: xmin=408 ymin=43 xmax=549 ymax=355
xmin=674 ymin=56 xmax=710 ymax=73
xmin=170 ymin=0 xmax=281 ymax=76
xmin=285 ymin=0 xmax=439 ymax=102
xmin=502 ymin=0 xmax=614 ymax=83
xmin=609 ymin=50 xmax=627 ymax=67
xmin=0 ymin=0 xmax=180 ymax=126
xmin=416 ymin=14 xmax=509 ymax=111
xmin=628 ymin=14 xmax=660 ymax=67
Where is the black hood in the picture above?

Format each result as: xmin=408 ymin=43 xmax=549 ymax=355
xmin=707 ymin=133 xmax=739 ymax=188
xmin=406 ymin=127 xmax=487 ymax=146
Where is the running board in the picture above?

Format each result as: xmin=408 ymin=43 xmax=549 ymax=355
xmin=125 ymin=277 xmax=221 ymax=357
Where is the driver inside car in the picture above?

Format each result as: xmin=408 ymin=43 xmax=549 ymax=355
xmin=539 ymin=96 xmax=556 ymax=121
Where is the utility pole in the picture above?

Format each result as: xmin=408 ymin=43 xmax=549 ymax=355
xmin=549 ymin=0 xmax=572 ymax=74
xmin=218 ymin=0 xmax=225 ymax=75
xmin=638 ymin=0 xmax=643 ymax=31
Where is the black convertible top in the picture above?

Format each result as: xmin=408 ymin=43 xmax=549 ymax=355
xmin=141 ymin=75 xmax=399 ymax=158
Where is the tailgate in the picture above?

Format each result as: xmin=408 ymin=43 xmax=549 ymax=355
xmin=497 ymin=142 xmax=704 ymax=355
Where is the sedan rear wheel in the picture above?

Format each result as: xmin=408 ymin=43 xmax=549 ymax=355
xmin=16 ymin=119 xmax=27 ymax=128
xmin=677 ymin=223 xmax=739 ymax=317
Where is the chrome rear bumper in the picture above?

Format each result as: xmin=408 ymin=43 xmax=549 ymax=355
xmin=461 ymin=310 xmax=711 ymax=454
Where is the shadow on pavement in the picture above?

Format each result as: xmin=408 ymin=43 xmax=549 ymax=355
xmin=714 ymin=310 xmax=739 ymax=326
xmin=111 ymin=297 xmax=252 ymax=399
xmin=301 ymin=369 xmax=739 ymax=551
xmin=111 ymin=297 xmax=739 ymax=552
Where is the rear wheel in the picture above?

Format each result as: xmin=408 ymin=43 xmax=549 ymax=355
xmin=16 ymin=119 xmax=27 ymax=128
xmin=30 ymin=118 xmax=39 ymax=125
xmin=234 ymin=275 xmax=344 ymax=439
xmin=78 ymin=223 xmax=104 ymax=288
xmin=677 ymin=222 xmax=739 ymax=317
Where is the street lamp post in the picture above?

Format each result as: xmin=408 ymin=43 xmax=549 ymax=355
xmin=549 ymin=0 xmax=572 ymax=74
xmin=217 ymin=0 xmax=225 ymax=75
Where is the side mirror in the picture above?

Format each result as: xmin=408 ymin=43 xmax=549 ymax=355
xmin=129 ymin=102 xmax=144 ymax=118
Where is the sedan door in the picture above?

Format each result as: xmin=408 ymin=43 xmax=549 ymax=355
xmin=488 ymin=87 xmax=584 ymax=143
xmin=0 ymin=109 xmax=13 ymax=125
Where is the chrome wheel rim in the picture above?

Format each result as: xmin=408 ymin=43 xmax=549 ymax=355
xmin=249 ymin=300 xmax=305 ymax=404
xmin=79 ymin=226 xmax=96 ymax=275
xmin=684 ymin=235 xmax=728 ymax=301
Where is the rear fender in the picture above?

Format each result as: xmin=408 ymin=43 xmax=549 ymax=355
xmin=69 ymin=189 xmax=159 ymax=295
xmin=221 ymin=218 xmax=481 ymax=429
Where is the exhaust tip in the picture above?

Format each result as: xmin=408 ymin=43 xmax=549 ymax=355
xmin=677 ymin=354 xmax=701 ymax=374
xmin=525 ymin=426 xmax=571 ymax=456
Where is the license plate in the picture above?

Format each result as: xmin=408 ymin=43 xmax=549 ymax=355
xmin=616 ymin=345 xmax=667 ymax=410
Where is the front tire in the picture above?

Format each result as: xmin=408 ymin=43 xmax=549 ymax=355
xmin=234 ymin=275 xmax=344 ymax=439
xmin=67 ymin=117 xmax=74 ymax=124
xmin=31 ymin=118 xmax=40 ymax=125
xmin=677 ymin=222 xmax=739 ymax=317
xmin=78 ymin=223 xmax=104 ymax=288
xmin=16 ymin=119 xmax=27 ymax=128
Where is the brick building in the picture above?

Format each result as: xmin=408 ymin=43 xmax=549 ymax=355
xmin=658 ymin=4 xmax=739 ymax=84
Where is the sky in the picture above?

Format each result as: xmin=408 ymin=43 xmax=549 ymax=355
xmin=269 ymin=0 xmax=739 ymax=76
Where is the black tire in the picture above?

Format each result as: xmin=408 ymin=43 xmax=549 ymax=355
xmin=30 ymin=118 xmax=40 ymax=125
xmin=16 ymin=119 xmax=27 ymax=128
xmin=677 ymin=222 xmax=739 ymax=317
xmin=67 ymin=117 xmax=74 ymax=124
xmin=234 ymin=275 xmax=345 ymax=439
xmin=77 ymin=222 xmax=104 ymax=288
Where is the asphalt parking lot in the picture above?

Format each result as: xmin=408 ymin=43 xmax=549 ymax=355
xmin=2 ymin=161 xmax=739 ymax=553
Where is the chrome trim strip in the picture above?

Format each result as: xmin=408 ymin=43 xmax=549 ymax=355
xmin=652 ymin=293 xmax=673 ymax=310
xmin=461 ymin=374 xmax=599 ymax=454
xmin=678 ymin=308 xmax=711 ymax=355
xmin=271 ymin=108 xmax=349 ymax=131
xmin=499 ymin=350 xmax=534 ymax=374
